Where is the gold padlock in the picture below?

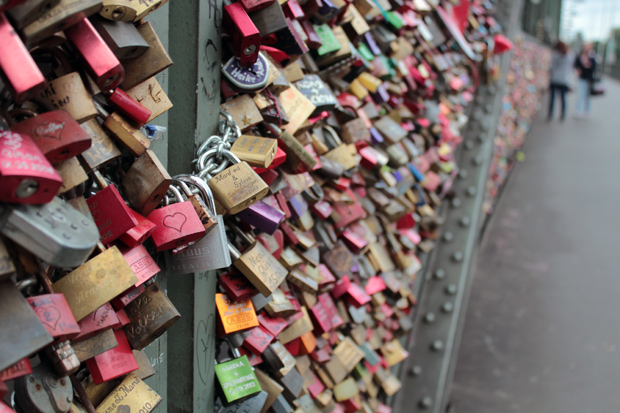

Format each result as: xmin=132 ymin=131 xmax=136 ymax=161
xmin=100 ymin=0 xmax=170 ymax=22
xmin=121 ymin=149 xmax=172 ymax=216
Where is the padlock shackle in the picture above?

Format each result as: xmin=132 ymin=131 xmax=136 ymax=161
xmin=166 ymin=184 xmax=184 ymax=205
xmin=176 ymin=175 xmax=218 ymax=215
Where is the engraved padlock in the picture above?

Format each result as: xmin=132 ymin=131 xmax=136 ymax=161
xmin=197 ymin=148 xmax=269 ymax=215
xmin=0 ymin=197 xmax=98 ymax=267
xmin=173 ymin=177 xmax=217 ymax=235
xmin=0 ymin=131 xmax=62 ymax=204
xmin=14 ymin=357 xmax=73 ymax=413
xmin=84 ymin=329 xmax=139 ymax=384
xmin=164 ymin=175 xmax=231 ymax=275
xmin=121 ymin=149 xmax=171 ymax=216
xmin=105 ymin=87 xmax=152 ymax=126
xmin=221 ymin=52 xmax=270 ymax=92
xmin=90 ymin=14 xmax=150 ymax=61
xmin=214 ymin=343 xmax=262 ymax=406
xmin=9 ymin=107 xmax=92 ymax=164
xmin=100 ymin=0 xmax=169 ymax=22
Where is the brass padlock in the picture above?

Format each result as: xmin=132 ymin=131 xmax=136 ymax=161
xmin=94 ymin=101 xmax=151 ymax=157
xmin=39 ymin=72 xmax=98 ymax=124
xmin=121 ymin=149 xmax=172 ymax=216
xmin=230 ymin=135 xmax=278 ymax=169
xmin=78 ymin=119 xmax=122 ymax=172
xmin=100 ymin=0 xmax=169 ymax=22
xmin=121 ymin=21 xmax=172 ymax=90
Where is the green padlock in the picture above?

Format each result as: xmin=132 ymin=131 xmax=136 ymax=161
xmin=214 ymin=347 xmax=262 ymax=406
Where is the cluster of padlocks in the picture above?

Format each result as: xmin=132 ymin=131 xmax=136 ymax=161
xmin=0 ymin=0 xmax=507 ymax=411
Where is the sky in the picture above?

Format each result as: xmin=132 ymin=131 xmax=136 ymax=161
xmin=561 ymin=0 xmax=620 ymax=41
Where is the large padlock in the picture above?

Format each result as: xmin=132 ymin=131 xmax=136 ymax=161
xmin=9 ymin=107 xmax=92 ymax=164
xmin=173 ymin=176 xmax=217 ymax=235
xmin=38 ymin=69 xmax=98 ymax=124
xmin=95 ymin=374 xmax=162 ymax=412
xmin=121 ymin=21 xmax=172 ymax=90
xmin=123 ymin=282 xmax=180 ymax=350
xmin=121 ymin=149 xmax=171 ymax=216
xmin=230 ymin=135 xmax=278 ymax=168
xmin=85 ymin=329 xmax=139 ymax=384
xmin=0 ymin=197 xmax=98 ymax=267
xmin=228 ymin=226 xmax=288 ymax=297
xmin=90 ymin=14 xmax=150 ymax=61
xmin=147 ymin=193 xmax=206 ymax=252
xmin=14 ymin=357 xmax=73 ymax=413
xmin=86 ymin=169 xmax=139 ymax=245
xmin=198 ymin=148 xmax=269 ymax=215
xmin=0 ymin=131 xmax=62 ymax=204
xmin=0 ymin=13 xmax=45 ymax=103
xmin=214 ymin=343 xmax=262 ymax=406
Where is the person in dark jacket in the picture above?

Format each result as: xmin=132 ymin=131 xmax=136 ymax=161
xmin=573 ymin=43 xmax=597 ymax=118
xmin=547 ymin=41 xmax=573 ymax=121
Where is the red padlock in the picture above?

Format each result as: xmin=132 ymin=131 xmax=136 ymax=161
xmin=10 ymin=109 xmax=92 ymax=164
xmin=223 ymin=1 xmax=260 ymax=67
xmin=243 ymin=325 xmax=274 ymax=355
xmin=0 ymin=358 xmax=32 ymax=381
xmin=147 ymin=201 xmax=206 ymax=252
xmin=73 ymin=303 xmax=120 ymax=341
xmin=0 ymin=13 xmax=45 ymax=103
xmin=118 ymin=243 xmax=160 ymax=286
xmin=219 ymin=271 xmax=259 ymax=302
xmin=107 ymin=88 xmax=152 ymax=127
xmin=110 ymin=284 xmax=145 ymax=310
xmin=0 ymin=131 xmax=62 ymax=204
xmin=118 ymin=209 xmax=156 ymax=248
xmin=238 ymin=0 xmax=274 ymax=12
xmin=85 ymin=329 xmax=138 ymax=384
xmin=86 ymin=170 xmax=139 ymax=244
xmin=26 ymin=293 xmax=81 ymax=342
xmin=0 ymin=381 xmax=6 ymax=400
xmin=64 ymin=18 xmax=124 ymax=91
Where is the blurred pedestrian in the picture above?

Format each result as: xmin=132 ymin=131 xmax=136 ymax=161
xmin=574 ymin=43 xmax=597 ymax=118
xmin=547 ymin=41 xmax=572 ymax=121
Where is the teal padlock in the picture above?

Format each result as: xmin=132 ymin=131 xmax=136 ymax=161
xmin=214 ymin=346 xmax=262 ymax=406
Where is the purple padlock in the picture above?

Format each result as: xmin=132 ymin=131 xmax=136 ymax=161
xmin=234 ymin=200 xmax=286 ymax=235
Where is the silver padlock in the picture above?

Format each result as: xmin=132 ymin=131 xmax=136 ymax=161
xmin=0 ymin=197 xmax=99 ymax=268
xmin=14 ymin=357 xmax=73 ymax=413
xmin=164 ymin=175 xmax=232 ymax=275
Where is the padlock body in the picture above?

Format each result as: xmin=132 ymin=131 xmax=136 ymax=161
xmin=215 ymin=293 xmax=259 ymax=335
xmin=100 ymin=0 xmax=169 ymax=22
xmin=26 ymin=293 xmax=80 ymax=341
xmin=96 ymin=375 xmax=163 ymax=411
xmin=64 ymin=18 xmax=125 ymax=91
xmin=223 ymin=3 xmax=260 ymax=67
xmin=118 ymin=209 xmax=156 ymax=247
xmin=39 ymin=72 xmax=98 ymax=123
xmin=121 ymin=149 xmax=171 ymax=216
xmin=85 ymin=329 xmax=139 ymax=384
xmin=6 ymin=0 xmax=61 ymax=29
xmin=214 ymin=355 xmax=261 ymax=405
xmin=123 ymin=282 xmax=180 ymax=350
xmin=11 ymin=110 xmax=92 ymax=164
xmin=147 ymin=201 xmax=206 ymax=252
xmin=79 ymin=119 xmax=122 ymax=171
xmin=108 ymin=88 xmax=152 ymax=126
xmin=14 ymin=359 xmax=73 ymax=413
xmin=90 ymin=14 xmax=150 ymax=60
xmin=165 ymin=215 xmax=231 ymax=274
xmin=0 ymin=13 xmax=45 ymax=102
xmin=234 ymin=241 xmax=288 ymax=297
xmin=119 ymin=243 xmax=160 ymax=286
xmin=73 ymin=303 xmax=120 ymax=341
xmin=209 ymin=161 xmax=269 ymax=215
xmin=231 ymin=135 xmax=278 ymax=168
xmin=0 ymin=132 xmax=62 ymax=204
xmin=87 ymin=185 xmax=139 ymax=244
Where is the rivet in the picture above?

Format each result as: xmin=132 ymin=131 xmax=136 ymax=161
xmin=445 ymin=284 xmax=457 ymax=295
xmin=466 ymin=186 xmax=477 ymax=197
xmin=433 ymin=269 xmax=445 ymax=280
xmin=460 ymin=216 xmax=471 ymax=227
xmin=419 ymin=397 xmax=433 ymax=409
xmin=424 ymin=312 xmax=436 ymax=323
xmin=464 ymin=140 xmax=474 ymax=150
xmin=452 ymin=251 xmax=464 ymax=262
xmin=441 ymin=302 xmax=454 ymax=313
xmin=451 ymin=198 xmax=461 ymax=208
xmin=66 ymin=397 xmax=72 ymax=403
xmin=409 ymin=365 xmax=422 ymax=377
xmin=431 ymin=340 xmax=444 ymax=352
xmin=443 ymin=231 xmax=453 ymax=242
xmin=458 ymin=169 xmax=468 ymax=179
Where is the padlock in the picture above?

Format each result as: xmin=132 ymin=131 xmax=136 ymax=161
xmin=117 ymin=209 xmax=156 ymax=248
xmin=228 ymin=226 xmax=288 ymax=297
xmin=214 ymin=343 xmax=262 ymax=406
xmin=0 ymin=197 xmax=98 ymax=267
xmin=51 ymin=245 xmax=139 ymax=321
xmin=265 ymin=123 xmax=317 ymax=173
xmin=105 ymin=87 xmax=152 ymax=126
xmin=197 ymin=148 xmax=269 ymax=215
xmin=85 ymin=329 xmax=139 ymax=384
xmin=94 ymin=97 xmax=151 ymax=157
xmin=100 ymin=0 xmax=169 ymax=22
xmin=0 ymin=237 xmax=15 ymax=282
xmin=6 ymin=0 xmax=60 ymax=29
xmin=20 ymin=0 xmax=102 ymax=47
xmin=233 ymin=200 xmax=285 ymax=235
xmin=147 ymin=193 xmax=206 ymax=252
xmin=223 ymin=0 xmax=260 ymax=67
xmin=0 ymin=13 xmax=45 ymax=103
xmin=14 ymin=357 xmax=73 ymax=413
xmin=9 ymin=107 xmax=92 ymax=164
xmin=121 ymin=149 xmax=171 ymax=216
xmin=118 ymin=243 xmax=160 ymax=285
xmin=173 ymin=176 xmax=217 ymax=235
xmin=73 ymin=302 xmax=119 ymax=341
xmin=123 ymin=282 xmax=180 ymax=350
xmin=124 ymin=76 xmax=173 ymax=123
xmin=90 ymin=14 xmax=150 ymax=60
xmin=24 ymin=285 xmax=81 ymax=342
xmin=86 ymin=169 xmax=139 ymax=244
xmin=95 ymin=374 xmax=163 ymax=412
xmin=230 ymin=135 xmax=278 ymax=168
xmin=39 ymin=71 xmax=98 ymax=124
xmin=215 ymin=293 xmax=259 ymax=335
xmin=0 ymin=130 xmax=62 ymax=204
xmin=79 ymin=120 xmax=122 ymax=172
xmin=44 ymin=339 xmax=80 ymax=377
xmin=0 ymin=0 xmax=27 ymax=11
xmin=221 ymin=53 xmax=270 ymax=93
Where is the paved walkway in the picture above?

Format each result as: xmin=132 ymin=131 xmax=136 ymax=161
xmin=450 ymin=77 xmax=620 ymax=413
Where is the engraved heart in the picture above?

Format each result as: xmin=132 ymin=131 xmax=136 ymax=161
xmin=34 ymin=121 xmax=65 ymax=141
xmin=163 ymin=212 xmax=187 ymax=232
xmin=36 ymin=306 xmax=61 ymax=332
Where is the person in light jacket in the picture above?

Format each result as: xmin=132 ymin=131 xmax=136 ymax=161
xmin=573 ymin=43 xmax=597 ymax=118
xmin=547 ymin=41 xmax=573 ymax=121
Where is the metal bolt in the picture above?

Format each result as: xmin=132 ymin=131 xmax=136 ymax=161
xmin=433 ymin=269 xmax=445 ymax=280
xmin=445 ymin=284 xmax=457 ymax=295
xmin=473 ymin=155 xmax=483 ymax=166
xmin=451 ymin=198 xmax=461 ymax=208
xmin=441 ymin=302 xmax=454 ymax=313
xmin=419 ymin=397 xmax=433 ymax=409
xmin=464 ymin=140 xmax=474 ymax=150
xmin=409 ymin=365 xmax=422 ymax=377
xmin=424 ymin=312 xmax=436 ymax=323
xmin=458 ymin=169 xmax=468 ymax=179
xmin=443 ymin=231 xmax=453 ymax=242
xmin=466 ymin=186 xmax=477 ymax=197
xmin=452 ymin=251 xmax=464 ymax=262
xmin=431 ymin=340 xmax=444 ymax=352
xmin=460 ymin=216 xmax=471 ymax=227
xmin=66 ymin=397 xmax=72 ymax=403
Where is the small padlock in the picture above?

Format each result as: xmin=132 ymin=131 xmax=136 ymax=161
xmin=100 ymin=0 xmax=169 ymax=22
xmin=147 ymin=194 xmax=206 ymax=252
xmin=223 ymin=0 xmax=260 ymax=67
xmin=79 ymin=120 xmax=122 ymax=172
xmin=44 ymin=339 xmax=80 ymax=377
xmin=85 ymin=329 xmax=139 ymax=384
xmin=118 ymin=209 xmax=156 ymax=248
xmin=121 ymin=149 xmax=171 ymax=216
xmin=9 ymin=107 xmax=92 ymax=164
xmin=221 ymin=53 xmax=270 ymax=92
xmin=118 ymin=243 xmax=160 ymax=285
xmin=230 ymin=135 xmax=278 ymax=168
xmin=90 ymin=14 xmax=150 ymax=61
xmin=173 ymin=176 xmax=217 ymax=235
xmin=86 ymin=169 xmax=139 ymax=245
xmin=0 ymin=131 xmax=62 ymax=204
xmin=94 ymin=99 xmax=151 ymax=156
xmin=0 ymin=197 xmax=98 ymax=267
xmin=123 ymin=282 xmax=180 ymax=350
xmin=198 ymin=148 xmax=269 ymax=215
xmin=228 ymin=226 xmax=288 ymax=297
xmin=14 ymin=357 xmax=73 ymax=413
xmin=233 ymin=200 xmax=285 ymax=235
xmin=214 ymin=342 xmax=262 ymax=406
xmin=105 ymin=87 xmax=152 ymax=126
xmin=215 ymin=293 xmax=259 ymax=335
xmin=0 ymin=13 xmax=45 ymax=103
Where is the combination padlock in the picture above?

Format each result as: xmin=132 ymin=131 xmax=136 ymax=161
xmin=214 ymin=342 xmax=262 ymax=406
